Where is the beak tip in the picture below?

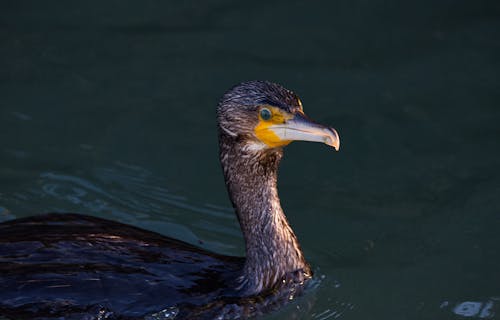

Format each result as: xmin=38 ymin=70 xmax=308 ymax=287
xmin=328 ymin=127 xmax=340 ymax=151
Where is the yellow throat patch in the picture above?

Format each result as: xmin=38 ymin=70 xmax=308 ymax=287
xmin=254 ymin=106 xmax=293 ymax=148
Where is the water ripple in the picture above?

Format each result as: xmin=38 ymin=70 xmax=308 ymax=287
xmin=1 ymin=161 xmax=240 ymax=252
xmin=36 ymin=162 xmax=234 ymax=221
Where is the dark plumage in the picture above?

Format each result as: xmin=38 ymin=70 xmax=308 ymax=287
xmin=0 ymin=81 xmax=339 ymax=320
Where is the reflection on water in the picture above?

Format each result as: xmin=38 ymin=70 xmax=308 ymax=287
xmin=441 ymin=298 xmax=498 ymax=319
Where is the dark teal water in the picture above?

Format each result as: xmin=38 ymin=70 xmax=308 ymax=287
xmin=1 ymin=1 xmax=499 ymax=319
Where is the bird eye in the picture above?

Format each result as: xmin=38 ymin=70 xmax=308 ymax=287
xmin=260 ymin=108 xmax=272 ymax=121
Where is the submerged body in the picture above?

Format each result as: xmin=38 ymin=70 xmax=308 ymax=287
xmin=0 ymin=81 xmax=339 ymax=319
xmin=0 ymin=214 xmax=242 ymax=319
xmin=0 ymin=214 xmax=304 ymax=319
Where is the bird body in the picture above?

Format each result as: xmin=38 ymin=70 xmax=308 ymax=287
xmin=0 ymin=213 xmax=242 ymax=319
xmin=0 ymin=81 xmax=339 ymax=319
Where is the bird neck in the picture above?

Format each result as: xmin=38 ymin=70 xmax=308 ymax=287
xmin=219 ymin=134 xmax=311 ymax=295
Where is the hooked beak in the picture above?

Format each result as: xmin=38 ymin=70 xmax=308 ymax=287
xmin=268 ymin=113 xmax=340 ymax=151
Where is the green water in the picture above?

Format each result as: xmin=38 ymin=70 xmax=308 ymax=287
xmin=1 ymin=1 xmax=499 ymax=319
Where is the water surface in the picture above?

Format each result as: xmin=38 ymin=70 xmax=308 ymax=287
xmin=1 ymin=1 xmax=499 ymax=319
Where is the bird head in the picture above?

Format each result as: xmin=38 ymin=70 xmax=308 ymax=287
xmin=217 ymin=81 xmax=339 ymax=151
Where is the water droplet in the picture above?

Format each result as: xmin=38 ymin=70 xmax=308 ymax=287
xmin=145 ymin=306 xmax=179 ymax=320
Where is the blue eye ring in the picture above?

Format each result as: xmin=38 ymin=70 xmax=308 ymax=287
xmin=260 ymin=108 xmax=272 ymax=120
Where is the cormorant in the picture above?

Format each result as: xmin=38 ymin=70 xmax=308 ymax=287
xmin=0 ymin=81 xmax=340 ymax=319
